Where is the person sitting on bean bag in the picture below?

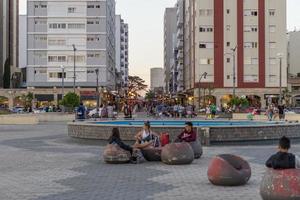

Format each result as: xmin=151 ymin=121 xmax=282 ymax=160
xmin=108 ymin=128 xmax=133 ymax=155
xmin=175 ymin=122 xmax=197 ymax=143
xmin=134 ymin=121 xmax=160 ymax=149
xmin=266 ymin=136 xmax=300 ymax=169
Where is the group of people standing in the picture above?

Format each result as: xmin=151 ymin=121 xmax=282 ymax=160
xmin=266 ymin=104 xmax=285 ymax=121
xmin=147 ymin=103 xmax=197 ymax=118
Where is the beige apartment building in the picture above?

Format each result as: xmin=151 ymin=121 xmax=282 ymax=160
xmin=182 ymin=0 xmax=287 ymax=108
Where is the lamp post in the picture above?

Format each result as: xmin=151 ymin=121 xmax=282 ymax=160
xmin=277 ymin=53 xmax=283 ymax=104
xmin=60 ymin=65 xmax=65 ymax=98
xmin=198 ymin=72 xmax=208 ymax=109
xmin=95 ymin=69 xmax=100 ymax=116
xmin=72 ymin=44 xmax=77 ymax=93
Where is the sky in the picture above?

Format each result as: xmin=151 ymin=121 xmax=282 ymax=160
xmin=19 ymin=0 xmax=300 ymax=87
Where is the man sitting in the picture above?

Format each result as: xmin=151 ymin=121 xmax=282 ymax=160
xmin=266 ymin=136 xmax=300 ymax=169
xmin=176 ymin=122 xmax=197 ymax=143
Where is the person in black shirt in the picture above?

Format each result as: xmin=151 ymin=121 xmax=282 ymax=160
xmin=266 ymin=136 xmax=300 ymax=169
xmin=277 ymin=104 xmax=285 ymax=121
xmin=108 ymin=128 xmax=133 ymax=154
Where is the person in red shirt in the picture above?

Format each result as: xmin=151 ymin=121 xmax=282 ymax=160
xmin=176 ymin=122 xmax=197 ymax=142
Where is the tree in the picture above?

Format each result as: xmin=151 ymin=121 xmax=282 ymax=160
xmin=61 ymin=92 xmax=80 ymax=109
xmin=20 ymin=92 xmax=34 ymax=107
xmin=3 ymin=58 xmax=10 ymax=88
xmin=128 ymin=76 xmax=148 ymax=98
xmin=229 ymin=96 xmax=249 ymax=107
xmin=282 ymin=88 xmax=292 ymax=106
xmin=145 ymin=90 xmax=155 ymax=101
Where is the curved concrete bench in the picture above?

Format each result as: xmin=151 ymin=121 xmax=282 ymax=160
xmin=189 ymin=140 xmax=203 ymax=159
xmin=103 ymin=144 xmax=131 ymax=164
xmin=207 ymin=154 xmax=251 ymax=186
xmin=161 ymin=143 xmax=194 ymax=165
xmin=260 ymin=169 xmax=300 ymax=200
xmin=142 ymin=147 xmax=162 ymax=161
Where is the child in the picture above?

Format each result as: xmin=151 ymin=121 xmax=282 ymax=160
xmin=266 ymin=136 xmax=300 ymax=169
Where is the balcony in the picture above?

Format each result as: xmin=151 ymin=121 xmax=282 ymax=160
xmin=177 ymin=40 xmax=183 ymax=48
xmin=177 ymin=19 xmax=183 ymax=28
xmin=177 ymin=28 xmax=183 ymax=38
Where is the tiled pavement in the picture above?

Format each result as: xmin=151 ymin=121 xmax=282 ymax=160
xmin=0 ymin=123 xmax=299 ymax=200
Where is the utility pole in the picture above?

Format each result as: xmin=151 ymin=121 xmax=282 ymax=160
xmin=72 ymin=44 xmax=77 ymax=93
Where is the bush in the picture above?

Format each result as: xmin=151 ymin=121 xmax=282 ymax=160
xmin=61 ymin=92 xmax=80 ymax=109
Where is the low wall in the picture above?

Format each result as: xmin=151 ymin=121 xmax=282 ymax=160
xmin=35 ymin=113 xmax=75 ymax=122
xmin=68 ymin=122 xmax=300 ymax=146
xmin=233 ymin=113 xmax=300 ymax=121
xmin=0 ymin=114 xmax=39 ymax=125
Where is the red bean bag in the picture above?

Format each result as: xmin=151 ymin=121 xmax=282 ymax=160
xmin=207 ymin=154 xmax=251 ymax=186
xmin=103 ymin=144 xmax=131 ymax=164
xmin=142 ymin=147 xmax=162 ymax=161
xmin=161 ymin=143 xmax=194 ymax=165
xmin=260 ymin=169 xmax=300 ymax=200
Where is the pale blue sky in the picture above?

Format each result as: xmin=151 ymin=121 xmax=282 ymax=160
xmin=20 ymin=0 xmax=300 ymax=86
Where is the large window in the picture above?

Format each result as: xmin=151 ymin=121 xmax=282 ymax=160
xmin=199 ymin=26 xmax=213 ymax=32
xmin=199 ymin=42 xmax=213 ymax=49
xmin=199 ymin=9 xmax=213 ymax=16
xmin=68 ymin=23 xmax=85 ymax=29
xmin=49 ymin=72 xmax=66 ymax=79
xmin=48 ymin=56 xmax=67 ymax=62
xmin=49 ymin=23 xmax=66 ymax=29
xmin=200 ymin=58 xmax=214 ymax=65
xmin=244 ymin=42 xmax=258 ymax=49
xmin=48 ymin=39 xmax=66 ymax=46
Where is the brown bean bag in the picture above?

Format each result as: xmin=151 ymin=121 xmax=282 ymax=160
xmin=161 ymin=143 xmax=194 ymax=165
xmin=103 ymin=144 xmax=131 ymax=164
xmin=189 ymin=140 xmax=203 ymax=159
xmin=207 ymin=154 xmax=251 ymax=186
xmin=260 ymin=169 xmax=300 ymax=200
xmin=142 ymin=147 xmax=162 ymax=161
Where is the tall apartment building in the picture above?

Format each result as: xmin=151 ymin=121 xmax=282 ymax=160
xmin=288 ymin=31 xmax=300 ymax=76
xmin=115 ymin=15 xmax=129 ymax=90
xmin=0 ymin=0 xmax=20 ymax=88
xmin=26 ymin=0 xmax=116 ymax=89
xmin=183 ymin=0 xmax=287 ymax=108
xmin=164 ymin=8 xmax=177 ymax=93
xmin=150 ymin=68 xmax=164 ymax=92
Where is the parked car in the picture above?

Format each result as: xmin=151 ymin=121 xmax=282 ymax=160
xmin=33 ymin=108 xmax=46 ymax=114
xmin=10 ymin=107 xmax=25 ymax=113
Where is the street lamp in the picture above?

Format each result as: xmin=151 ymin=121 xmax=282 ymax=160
xmin=60 ymin=65 xmax=65 ymax=99
xmin=277 ymin=53 xmax=284 ymax=104
xmin=95 ymin=69 xmax=100 ymax=116
xmin=225 ymin=46 xmax=237 ymax=97
xmin=72 ymin=44 xmax=77 ymax=93
xmin=198 ymin=72 xmax=208 ymax=109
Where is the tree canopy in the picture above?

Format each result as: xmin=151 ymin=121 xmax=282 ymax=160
xmin=128 ymin=76 xmax=148 ymax=97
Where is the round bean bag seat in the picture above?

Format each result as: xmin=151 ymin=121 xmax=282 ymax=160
xmin=142 ymin=147 xmax=162 ymax=161
xmin=189 ymin=140 xmax=203 ymax=159
xmin=260 ymin=169 xmax=300 ymax=200
xmin=161 ymin=143 xmax=194 ymax=165
xmin=207 ymin=154 xmax=251 ymax=186
xmin=103 ymin=144 xmax=131 ymax=164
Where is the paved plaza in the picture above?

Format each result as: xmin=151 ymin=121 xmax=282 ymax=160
xmin=0 ymin=123 xmax=299 ymax=200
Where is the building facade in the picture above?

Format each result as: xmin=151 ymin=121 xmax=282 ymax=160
xmin=182 ymin=0 xmax=287 ymax=108
xmin=288 ymin=31 xmax=300 ymax=77
xmin=164 ymin=8 xmax=177 ymax=93
xmin=0 ymin=0 xmax=20 ymax=88
xmin=150 ymin=68 xmax=164 ymax=92
xmin=26 ymin=0 xmax=116 ymax=89
xmin=115 ymin=15 xmax=129 ymax=91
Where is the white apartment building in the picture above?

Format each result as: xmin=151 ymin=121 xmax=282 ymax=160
xmin=183 ymin=0 xmax=287 ymax=107
xmin=150 ymin=68 xmax=164 ymax=91
xmin=288 ymin=31 xmax=300 ymax=76
xmin=26 ymin=0 xmax=116 ymax=89
xmin=115 ymin=15 xmax=129 ymax=89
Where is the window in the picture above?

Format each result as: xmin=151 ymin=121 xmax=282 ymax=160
xmin=41 ymin=5 xmax=47 ymax=8
xmin=227 ymin=9 xmax=230 ymax=14
xmin=48 ymin=56 xmax=66 ymax=62
xmin=244 ymin=42 xmax=258 ymax=48
xmin=226 ymin=25 xmax=230 ymax=31
xmin=199 ymin=26 xmax=213 ymax=32
xmin=269 ymin=25 xmax=276 ymax=33
xmin=200 ymin=58 xmax=214 ymax=65
xmin=87 ymin=21 xmax=94 ymax=25
xmin=244 ymin=9 xmax=258 ymax=16
xmin=244 ymin=57 xmax=258 ymax=65
xmin=68 ymin=23 xmax=85 ymax=29
xmin=68 ymin=55 xmax=85 ymax=63
xmin=68 ymin=7 xmax=76 ymax=13
xmin=96 ymin=5 xmax=100 ymax=8
xmin=269 ymin=42 xmax=276 ymax=49
xmin=244 ymin=26 xmax=258 ymax=32
xmin=227 ymin=58 xmax=230 ymax=63
xmin=49 ymin=72 xmax=66 ymax=79
xmin=269 ymin=9 xmax=275 ymax=16
xmin=48 ymin=39 xmax=66 ymax=46
xmin=49 ymin=23 xmax=66 ymax=29
xmin=199 ymin=42 xmax=213 ymax=49
xmin=227 ymin=75 xmax=230 ymax=79
xmin=87 ymin=5 xmax=94 ymax=8
xmin=227 ymin=42 xmax=230 ymax=47
xmin=199 ymin=9 xmax=213 ymax=16
xmin=35 ymin=5 xmax=38 ymax=8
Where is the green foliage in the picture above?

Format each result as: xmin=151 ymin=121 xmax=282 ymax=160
xmin=145 ymin=90 xmax=155 ymax=101
xmin=61 ymin=92 xmax=80 ymax=109
xmin=3 ymin=58 xmax=10 ymax=88
xmin=229 ymin=96 xmax=249 ymax=107
xmin=20 ymin=92 xmax=34 ymax=107
xmin=128 ymin=76 xmax=148 ymax=97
